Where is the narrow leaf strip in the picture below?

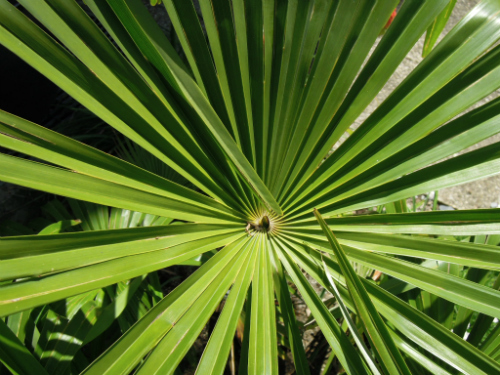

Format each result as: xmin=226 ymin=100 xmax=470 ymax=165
xmin=289 ymin=209 xmax=500 ymax=235
xmin=314 ymin=209 xmax=411 ymax=375
xmin=285 ymin=229 xmax=500 ymax=270
xmin=82 ymin=236 xmax=248 ymax=375
xmin=274 ymin=239 xmax=369 ymax=375
xmin=107 ymin=0 xmax=282 ymax=215
xmin=283 ymin=238 xmax=500 ymax=375
xmin=0 ymin=233 xmax=242 ymax=317
xmin=0 ymin=110 xmax=240 ymax=219
xmin=322 ymin=258 xmax=382 ymax=375
xmin=0 ymin=224 xmax=229 ymax=259
xmin=0 ymin=0 xmax=232 ymax=203
xmin=135 ymin=238 xmax=257 ymax=375
xmin=291 ymin=142 xmax=500 ymax=220
xmin=305 ymin=236 xmax=500 ymax=318
xmin=287 ymin=0 xmax=500 ymax=205
xmin=423 ymin=0 xmax=457 ymax=57
xmin=0 ymin=225 xmax=239 ymax=280
xmin=269 ymin=241 xmax=311 ymax=375
xmin=248 ymin=235 xmax=278 ymax=375
xmin=0 ymin=154 xmax=237 ymax=224
xmin=389 ymin=328 xmax=454 ymax=375
xmin=195 ymin=238 xmax=259 ymax=375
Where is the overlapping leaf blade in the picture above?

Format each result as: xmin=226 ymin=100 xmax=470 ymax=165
xmin=315 ymin=210 xmax=411 ymax=375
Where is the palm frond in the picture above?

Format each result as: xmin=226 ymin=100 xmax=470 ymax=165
xmin=1 ymin=0 xmax=500 ymax=374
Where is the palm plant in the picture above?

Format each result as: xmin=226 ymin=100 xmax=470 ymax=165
xmin=2 ymin=0 xmax=500 ymax=373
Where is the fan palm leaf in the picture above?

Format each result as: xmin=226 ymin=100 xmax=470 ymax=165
xmin=2 ymin=0 xmax=500 ymax=374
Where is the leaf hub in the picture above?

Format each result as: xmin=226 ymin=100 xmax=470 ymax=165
xmin=246 ymin=213 xmax=279 ymax=235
